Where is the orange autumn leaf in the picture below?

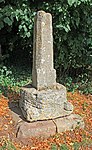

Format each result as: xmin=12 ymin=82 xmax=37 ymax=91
xmin=0 ymin=91 xmax=92 ymax=150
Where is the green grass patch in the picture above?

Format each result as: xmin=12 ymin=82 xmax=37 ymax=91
xmin=0 ymin=140 xmax=16 ymax=150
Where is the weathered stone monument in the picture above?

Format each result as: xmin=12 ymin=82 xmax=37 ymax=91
xmin=32 ymin=11 xmax=56 ymax=90
xmin=19 ymin=11 xmax=74 ymax=122
xmin=18 ymin=12 xmax=84 ymax=139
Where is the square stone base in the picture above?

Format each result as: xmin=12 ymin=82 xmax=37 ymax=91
xmin=9 ymin=102 xmax=84 ymax=144
xmin=19 ymin=83 xmax=73 ymax=122
xmin=16 ymin=114 xmax=84 ymax=142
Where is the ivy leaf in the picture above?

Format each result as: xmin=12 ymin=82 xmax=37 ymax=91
xmin=29 ymin=24 xmax=32 ymax=29
xmin=4 ymin=17 xmax=12 ymax=26
xmin=68 ymin=0 xmax=78 ymax=6
xmin=26 ymin=32 xmax=30 ymax=38
xmin=19 ymin=25 xmax=22 ymax=30
xmin=23 ymin=25 xmax=28 ymax=32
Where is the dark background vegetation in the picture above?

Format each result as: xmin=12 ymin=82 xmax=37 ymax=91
xmin=0 ymin=0 xmax=92 ymax=94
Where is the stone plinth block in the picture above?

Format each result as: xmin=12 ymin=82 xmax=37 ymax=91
xmin=19 ymin=83 xmax=73 ymax=122
xmin=16 ymin=120 xmax=56 ymax=139
xmin=54 ymin=114 xmax=85 ymax=133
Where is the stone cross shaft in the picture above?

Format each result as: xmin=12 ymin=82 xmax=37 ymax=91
xmin=32 ymin=11 xmax=56 ymax=90
xmin=19 ymin=10 xmax=83 ymax=127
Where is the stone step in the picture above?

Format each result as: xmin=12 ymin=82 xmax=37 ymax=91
xmin=9 ymin=102 xmax=84 ymax=143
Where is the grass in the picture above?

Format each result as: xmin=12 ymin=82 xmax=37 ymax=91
xmin=51 ymin=143 xmax=69 ymax=150
xmin=0 ymin=140 xmax=16 ymax=150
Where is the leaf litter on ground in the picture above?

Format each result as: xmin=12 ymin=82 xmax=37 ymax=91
xmin=0 ymin=91 xmax=92 ymax=150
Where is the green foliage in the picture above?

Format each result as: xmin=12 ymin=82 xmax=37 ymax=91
xmin=78 ymin=81 xmax=92 ymax=94
xmin=14 ymin=3 xmax=34 ymax=38
xmin=0 ymin=64 xmax=91 ymax=96
xmin=0 ymin=140 xmax=16 ymax=150
xmin=60 ymin=144 xmax=69 ymax=150
xmin=0 ymin=0 xmax=34 ymax=63
xmin=0 ymin=0 xmax=35 ymax=35
xmin=59 ymin=70 xmax=92 ymax=94
xmin=62 ymin=77 xmax=79 ymax=93
xmin=52 ymin=0 xmax=92 ymax=77
xmin=0 ymin=5 xmax=15 ymax=30
xmin=51 ymin=144 xmax=57 ymax=150
xmin=51 ymin=143 xmax=69 ymax=150
xmin=0 ymin=0 xmax=92 ymax=91
xmin=0 ymin=66 xmax=13 ymax=87
xmin=0 ymin=65 xmax=31 ymax=94
xmin=73 ymin=142 xmax=81 ymax=150
xmin=68 ymin=0 xmax=91 ymax=6
xmin=76 ymin=72 xmax=92 ymax=94
xmin=73 ymin=139 xmax=92 ymax=150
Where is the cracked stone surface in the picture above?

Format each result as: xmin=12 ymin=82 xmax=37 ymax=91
xmin=19 ymin=83 xmax=73 ymax=122
xmin=18 ymin=10 xmax=84 ymax=134
xmin=53 ymin=114 xmax=85 ymax=133
xmin=9 ymin=104 xmax=84 ymax=140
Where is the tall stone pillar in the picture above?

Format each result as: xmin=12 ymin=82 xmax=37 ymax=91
xmin=19 ymin=11 xmax=74 ymax=122
xmin=32 ymin=11 xmax=56 ymax=90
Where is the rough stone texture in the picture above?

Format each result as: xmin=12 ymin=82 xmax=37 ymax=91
xmin=32 ymin=10 xmax=56 ymax=90
xmin=8 ymin=103 xmax=84 ymax=142
xmin=19 ymin=10 xmax=83 ymax=128
xmin=19 ymin=10 xmax=74 ymax=122
xmin=16 ymin=120 xmax=56 ymax=139
xmin=16 ymin=115 xmax=84 ymax=140
xmin=19 ymin=83 xmax=73 ymax=122
xmin=54 ymin=114 xmax=85 ymax=133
